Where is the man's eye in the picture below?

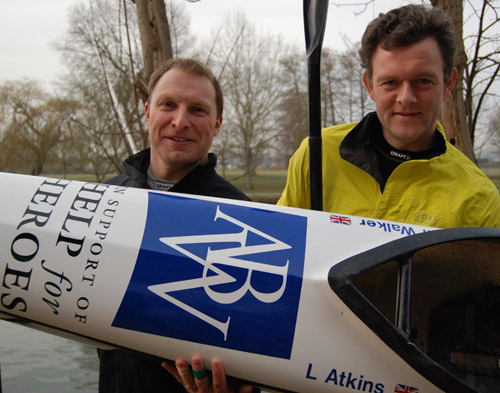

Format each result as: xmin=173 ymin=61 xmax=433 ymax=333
xmin=380 ymin=80 xmax=398 ymax=89
xmin=417 ymin=78 xmax=432 ymax=85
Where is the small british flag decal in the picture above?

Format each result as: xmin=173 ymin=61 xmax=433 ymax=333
xmin=330 ymin=214 xmax=352 ymax=225
xmin=394 ymin=384 xmax=419 ymax=393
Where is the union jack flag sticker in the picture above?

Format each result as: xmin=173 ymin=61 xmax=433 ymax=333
xmin=394 ymin=384 xmax=419 ymax=393
xmin=330 ymin=214 xmax=351 ymax=225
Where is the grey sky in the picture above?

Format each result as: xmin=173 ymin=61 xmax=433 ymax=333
xmin=0 ymin=0 xmax=405 ymax=84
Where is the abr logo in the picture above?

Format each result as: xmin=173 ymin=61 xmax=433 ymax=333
xmin=112 ymin=194 xmax=307 ymax=359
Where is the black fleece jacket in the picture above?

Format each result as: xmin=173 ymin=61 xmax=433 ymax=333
xmin=99 ymin=148 xmax=249 ymax=393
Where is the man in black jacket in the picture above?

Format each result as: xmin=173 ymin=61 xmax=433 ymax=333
xmin=99 ymin=58 xmax=250 ymax=393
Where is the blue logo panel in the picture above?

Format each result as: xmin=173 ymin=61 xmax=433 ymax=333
xmin=112 ymin=193 xmax=307 ymax=359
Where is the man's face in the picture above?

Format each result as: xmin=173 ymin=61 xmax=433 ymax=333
xmin=363 ymin=36 xmax=457 ymax=151
xmin=145 ymin=68 xmax=222 ymax=181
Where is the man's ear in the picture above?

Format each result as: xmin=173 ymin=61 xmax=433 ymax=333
xmin=443 ymin=68 xmax=458 ymax=102
xmin=145 ymin=102 xmax=150 ymax=125
xmin=363 ymin=72 xmax=375 ymax=101
xmin=214 ymin=115 xmax=223 ymax=137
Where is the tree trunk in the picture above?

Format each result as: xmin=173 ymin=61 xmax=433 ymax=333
xmin=133 ymin=0 xmax=173 ymax=100
xmin=431 ymin=0 xmax=476 ymax=163
xmin=244 ymin=149 xmax=254 ymax=190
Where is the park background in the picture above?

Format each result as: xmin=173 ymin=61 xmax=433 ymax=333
xmin=0 ymin=0 xmax=499 ymax=392
xmin=0 ymin=0 xmax=499 ymax=197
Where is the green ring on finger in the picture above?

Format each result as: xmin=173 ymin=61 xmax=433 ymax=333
xmin=193 ymin=367 xmax=207 ymax=380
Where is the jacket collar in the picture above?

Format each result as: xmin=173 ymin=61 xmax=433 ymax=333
xmin=339 ymin=112 xmax=447 ymax=190
xmin=120 ymin=148 xmax=217 ymax=189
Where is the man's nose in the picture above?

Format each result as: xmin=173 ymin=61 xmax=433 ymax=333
xmin=397 ymin=81 xmax=417 ymax=105
xmin=172 ymin=107 xmax=189 ymax=129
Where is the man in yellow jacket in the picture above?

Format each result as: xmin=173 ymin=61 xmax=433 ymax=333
xmin=167 ymin=5 xmax=500 ymax=393
xmin=278 ymin=4 xmax=500 ymax=229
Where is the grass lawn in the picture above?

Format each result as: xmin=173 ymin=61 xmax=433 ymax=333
xmin=220 ymin=169 xmax=287 ymax=204
xmin=479 ymin=166 xmax=500 ymax=190
xmin=43 ymin=164 xmax=500 ymax=205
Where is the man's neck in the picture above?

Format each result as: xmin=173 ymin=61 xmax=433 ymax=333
xmin=147 ymin=167 xmax=175 ymax=191
xmin=381 ymin=130 xmax=435 ymax=152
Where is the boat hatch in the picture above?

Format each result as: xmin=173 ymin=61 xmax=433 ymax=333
xmin=329 ymin=227 xmax=500 ymax=393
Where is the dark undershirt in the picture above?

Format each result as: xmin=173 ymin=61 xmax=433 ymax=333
xmin=371 ymin=127 xmax=442 ymax=184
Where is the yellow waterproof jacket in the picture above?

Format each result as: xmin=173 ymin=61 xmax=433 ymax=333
xmin=278 ymin=113 xmax=500 ymax=228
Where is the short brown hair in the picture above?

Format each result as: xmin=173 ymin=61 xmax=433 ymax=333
xmin=359 ymin=5 xmax=456 ymax=82
xmin=148 ymin=58 xmax=223 ymax=118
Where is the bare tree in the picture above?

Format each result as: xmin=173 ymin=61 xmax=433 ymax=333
xmin=275 ymin=41 xmax=373 ymax=168
xmin=0 ymin=80 xmax=75 ymax=175
xmin=336 ymin=40 xmax=373 ymax=123
xmin=131 ymin=0 xmax=196 ymax=99
xmin=275 ymin=49 xmax=309 ymax=167
xmin=432 ymin=0 xmax=500 ymax=162
xmin=49 ymin=0 xmax=197 ymax=180
xmin=463 ymin=0 xmax=500 ymax=151
xmin=205 ymin=13 xmax=287 ymax=189
xmin=166 ymin=0 xmax=197 ymax=58
xmin=54 ymin=0 xmax=145 ymax=178
xmin=484 ymin=106 xmax=500 ymax=156
xmin=431 ymin=0 xmax=475 ymax=161
xmin=320 ymin=46 xmax=373 ymax=126
xmin=133 ymin=0 xmax=173 ymax=93
xmin=321 ymin=49 xmax=339 ymax=127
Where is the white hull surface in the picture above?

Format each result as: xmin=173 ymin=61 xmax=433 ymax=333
xmin=1 ymin=172 xmax=498 ymax=393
